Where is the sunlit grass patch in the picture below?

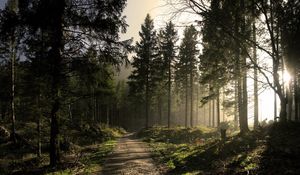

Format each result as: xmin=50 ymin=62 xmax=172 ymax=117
xmin=138 ymin=126 xmax=220 ymax=173
xmin=138 ymin=125 xmax=218 ymax=144
xmin=138 ymin=124 xmax=285 ymax=174
xmin=44 ymin=140 xmax=117 ymax=175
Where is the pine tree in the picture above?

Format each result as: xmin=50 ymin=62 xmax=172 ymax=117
xmin=175 ymin=25 xmax=198 ymax=128
xmin=158 ymin=21 xmax=178 ymax=128
xmin=128 ymin=14 xmax=160 ymax=128
xmin=15 ymin=0 xmax=130 ymax=166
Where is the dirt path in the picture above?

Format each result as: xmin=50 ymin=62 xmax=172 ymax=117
xmin=100 ymin=133 xmax=161 ymax=175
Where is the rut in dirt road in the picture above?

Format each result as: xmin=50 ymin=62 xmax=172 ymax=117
xmin=100 ymin=133 xmax=161 ymax=175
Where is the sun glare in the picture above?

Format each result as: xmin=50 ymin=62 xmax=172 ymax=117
xmin=283 ymin=70 xmax=292 ymax=84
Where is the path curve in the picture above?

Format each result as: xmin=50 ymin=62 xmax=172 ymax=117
xmin=100 ymin=133 xmax=161 ymax=175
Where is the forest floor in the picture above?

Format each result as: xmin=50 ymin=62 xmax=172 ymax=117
xmin=99 ymin=133 xmax=165 ymax=175
xmin=138 ymin=123 xmax=300 ymax=175
xmin=2 ymin=122 xmax=300 ymax=174
xmin=0 ymin=121 xmax=126 ymax=175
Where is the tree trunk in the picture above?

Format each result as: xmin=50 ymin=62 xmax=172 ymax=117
xmin=274 ymin=91 xmax=277 ymax=120
xmin=222 ymin=88 xmax=225 ymax=122
xmin=234 ymin=1 xmax=240 ymax=130
xmin=167 ymin=58 xmax=171 ymax=128
xmin=209 ymin=100 xmax=212 ymax=127
xmin=217 ymin=92 xmax=220 ymax=127
xmin=252 ymin=2 xmax=259 ymax=128
xmin=68 ymin=104 xmax=72 ymax=123
xmin=50 ymin=100 xmax=60 ymax=167
xmin=10 ymin=34 xmax=17 ymax=144
xmin=158 ymin=96 xmax=162 ymax=125
xmin=98 ymin=96 xmax=101 ymax=122
xmin=36 ymin=96 xmax=42 ymax=157
xmin=1 ymin=104 xmax=6 ymax=120
xmin=287 ymin=81 xmax=293 ymax=121
xmin=212 ymin=99 xmax=215 ymax=127
xmin=238 ymin=0 xmax=249 ymax=134
xmin=196 ymin=84 xmax=199 ymax=126
xmin=238 ymin=76 xmax=244 ymax=132
xmin=37 ymin=113 xmax=42 ymax=157
xmin=241 ymin=64 xmax=249 ymax=133
xmin=294 ymin=74 xmax=299 ymax=121
xmin=145 ymin=60 xmax=149 ymax=128
xmin=49 ymin=0 xmax=65 ymax=167
xmin=279 ymin=96 xmax=287 ymax=121
xmin=185 ymin=75 xmax=188 ymax=128
xmin=234 ymin=80 xmax=239 ymax=129
xmin=106 ymin=105 xmax=110 ymax=126
xmin=8 ymin=0 xmax=18 ymax=142
xmin=190 ymin=72 xmax=194 ymax=127
xmin=203 ymin=103 xmax=206 ymax=126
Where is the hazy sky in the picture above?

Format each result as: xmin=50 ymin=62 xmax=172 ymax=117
xmin=0 ymin=0 xmax=7 ymax=9
xmin=121 ymin=0 xmax=161 ymax=42
xmin=122 ymin=0 xmax=199 ymax=42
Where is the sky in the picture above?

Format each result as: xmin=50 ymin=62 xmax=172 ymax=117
xmin=121 ymin=0 xmax=200 ymax=42
xmin=121 ymin=0 xmax=161 ymax=42
xmin=0 ymin=0 xmax=6 ymax=9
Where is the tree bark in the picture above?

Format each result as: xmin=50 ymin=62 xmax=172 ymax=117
xmin=167 ymin=56 xmax=171 ymax=128
xmin=294 ymin=74 xmax=299 ymax=121
xmin=222 ymin=88 xmax=225 ymax=122
xmin=37 ymin=113 xmax=42 ymax=157
xmin=234 ymin=80 xmax=239 ymax=129
xmin=196 ymin=84 xmax=199 ymax=126
xmin=106 ymin=105 xmax=110 ymax=126
xmin=145 ymin=55 xmax=149 ymax=128
xmin=212 ymin=99 xmax=215 ymax=127
xmin=48 ymin=0 xmax=65 ymax=167
xmin=158 ymin=96 xmax=162 ymax=125
xmin=185 ymin=75 xmax=188 ymax=128
xmin=190 ymin=72 xmax=194 ymax=127
xmin=287 ymin=81 xmax=293 ymax=121
xmin=10 ymin=34 xmax=17 ymax=144
xmin=217 ymin=92 xmax=220 ymax=127
xmin=7 ymin=0 xmax=18 ymax=143
xmin=209 ymin=100 xmax=212 ymax=127
xmin=252 ymin=1 xmax=259 ymax=128
xmin=240 ymin=0 xmax=249 ymax=134
xmin=50 ymin=100 xmax=60 ymax=166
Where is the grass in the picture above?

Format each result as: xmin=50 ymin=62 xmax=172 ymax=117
xmin=137 ymin=126 xmax=218 ymax=144
xmin=138 ymin=123 xmax=300 ymax=175
xmin=137 ymin=126 xmax=220 ymax=174
xmin=45 ymin=140 xmax=117 ymax=175
xmin=0 ymin=120 xmax=125 ymax=175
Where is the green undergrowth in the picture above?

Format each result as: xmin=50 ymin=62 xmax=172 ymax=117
xmin=0 ymin=120 xmax=125 ymax=175
xmin=137 ymin=126 xmax=218 ymax=144
xmin=139 ymin=123 xmax=300 ymax=175
xmin=44 ymin=140 xmax=117 ymax=175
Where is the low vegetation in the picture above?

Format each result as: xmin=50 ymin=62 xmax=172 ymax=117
xmin=0 ymin=121 xmax=125 ymax=175
xmin=138 ymin=123 xmax=300 ymax=175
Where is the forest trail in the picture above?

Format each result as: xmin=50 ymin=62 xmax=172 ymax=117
xmin=99 ymin=133 xmax=161 ymax=175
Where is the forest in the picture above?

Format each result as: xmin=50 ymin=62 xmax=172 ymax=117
xmin=0 ymin=0 xmax=300 ymax=174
